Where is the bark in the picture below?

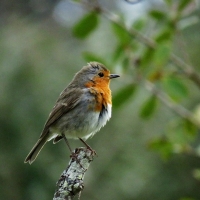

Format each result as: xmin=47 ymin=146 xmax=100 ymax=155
xmin=53 ymin=147 xmax=95 ymax=200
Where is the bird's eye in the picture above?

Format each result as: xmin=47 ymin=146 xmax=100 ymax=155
xmin=98 ymin=72 xmax=104 ymax=77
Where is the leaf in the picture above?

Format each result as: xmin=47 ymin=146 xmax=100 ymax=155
xmin=140 ymin=47 xmax=155 ymax=68
xmin=132 ymin=18 xmax=146 ymax=31
xmin=113 ymin=84 xmax=136 ymax=108
xmin=149 ymin=10 xmax=166 ymax=21
xmin=153 ymin=42 xmax=171 ymax=66
xmin=162 ymin=77 xmax=188 ymax=101
xmin=140 ymin=95 xmax=157 ymax=119
xmin=155 ymin=29 xmax=172 ymax=43
xmin=72 ymin=12 xmax=99 ymax=39
xmin=183 ymin=119 xmax=197 ymax=136
xmin=167 ymin=119 xmax=196 ymax=146
xmin=148 ymin=70 xmax=163 ymax=82
xmin=178 ymin=0 xmax=192 ymax=11
xmin=121 ymin=57 xmax=129 ymax=71
xmin=82 ymin=52 xmax=106 ymax=65
xmin=112 ymin=23 xmax=131 ymax=45
xmin=112 ymin=44 xmax=125 ymax=62
xmin=165 ymin=0 xmax=172 ymax=6
xmin=148 ymin=137 xmax=173 ymax=160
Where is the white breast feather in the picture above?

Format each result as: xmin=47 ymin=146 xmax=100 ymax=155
xmin=84 ymin=103 xmax=112 ymax=140
xmin=49 ymin=104 xmax=112 ymax=140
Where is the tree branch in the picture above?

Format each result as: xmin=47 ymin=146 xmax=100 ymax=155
xmin=53 ymin=147 xmax=95 ymax=200
xmin=101 ymin=7 xmax=200 ymax=89
xmin=144 ymin=80 xmax=200 ymax=127
xmin=80 ymin=0 xmax=200 ymax=88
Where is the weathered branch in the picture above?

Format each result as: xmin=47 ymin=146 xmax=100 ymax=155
xmin=53 ymin=147 xmax=95 ymax=200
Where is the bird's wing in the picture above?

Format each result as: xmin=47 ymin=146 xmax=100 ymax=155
xmin=39 ymin=88 xmax=84 ymax=138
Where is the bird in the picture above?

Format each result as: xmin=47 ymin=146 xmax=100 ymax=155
xmin=24 ymin=61 xmax=120 ymax=164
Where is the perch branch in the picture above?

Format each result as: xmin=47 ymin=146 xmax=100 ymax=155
xmin=53 ymin=147 xmax=95 ymax=200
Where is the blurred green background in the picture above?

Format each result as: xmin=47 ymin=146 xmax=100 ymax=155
xmin=1 ymin=0 xmax=200 ymax=199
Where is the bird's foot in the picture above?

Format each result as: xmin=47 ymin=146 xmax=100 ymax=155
xmin=78 ymin=138 xmax=97 ymax=156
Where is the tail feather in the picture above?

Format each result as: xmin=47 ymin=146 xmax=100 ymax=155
xmin=24 ymin=134 xmax=49 ymax=164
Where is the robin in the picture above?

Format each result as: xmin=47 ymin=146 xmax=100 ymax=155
xmin=24 ymin=61 xmax=120 ymax=164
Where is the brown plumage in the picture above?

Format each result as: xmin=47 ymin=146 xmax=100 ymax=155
xmin=24 ymin=62 xmax=119 ymax=164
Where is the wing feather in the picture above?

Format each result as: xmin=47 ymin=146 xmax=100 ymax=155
xmin=39 ymin=88 xmax=83 ymax=138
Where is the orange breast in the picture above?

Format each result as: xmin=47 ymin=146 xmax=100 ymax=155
xmin=85 ymin=77 xmax=112 ymax=112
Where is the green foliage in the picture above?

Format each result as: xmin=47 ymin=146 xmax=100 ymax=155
xmin=140 ymin=95 xmax=158 ymax=119
xmin=162 ymin=77 xmax=188 ymax=101
xmin=149 ymin=10 xmax=167 ymax=21
xmin=113 ymin=84 xmax=136 ymax=108
xmin=183 ymin=119 xmax=197 ymax=136
xmin=149 ymin=137 xmax=173 ymax=160
xmin=111 ymin=23 xmax=131 ymax=45
xmin=155 ymin=28 xmax=172 ymax=43
xmin=112 ymin=43 xmax=125 ymax=62
xmin=132 ymin=18 xmax=146 ymax=31
xmin=149 ymin=117 xmax=198 ymax=161
xmin=165 ymin=0 xmax=172 ymax=6
xmin=72 ymin=11 xmax=99 ymax=39
xmin=168 ymin=119 xmax=197 ymax=145
xmin=140 ymin=47 xmax=155 ymax=69
xmin=153 ymin=42 xmax=171 ymax=67
xmin=121 ymin=56 xmax=129 ymax=71
xmin=178 ymin=0 xmax=193 ymax=12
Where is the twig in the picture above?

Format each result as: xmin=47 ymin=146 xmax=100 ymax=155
xmin=101 ymin=7 xmax=200 ymax=89
xmin=170 ymin=54 xmax=200 ymax=88
xmin=79 ymin=0 xmax=200 ymax=88
xmin=144 ymin=80 xmax=200 ymax=127
xmin=53 ymin=147 xmax=95 ymax=200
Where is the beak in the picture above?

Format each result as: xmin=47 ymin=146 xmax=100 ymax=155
xmin=109 ymin=74 xmax=120 ymax=79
